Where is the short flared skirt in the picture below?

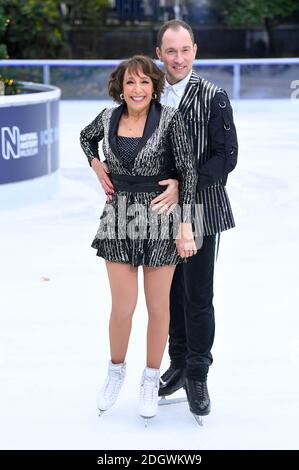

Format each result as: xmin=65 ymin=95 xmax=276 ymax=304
xmin=91 ymin=191 xmax=185 ymax=267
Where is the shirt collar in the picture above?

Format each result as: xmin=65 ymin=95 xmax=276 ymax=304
xmin=164 ymin=70 xmax=192 ymax=95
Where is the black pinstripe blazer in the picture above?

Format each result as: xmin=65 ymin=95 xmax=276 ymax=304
xmin=178 ymin=71 xmax=237 ymax=235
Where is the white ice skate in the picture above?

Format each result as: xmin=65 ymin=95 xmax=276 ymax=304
xmin=139 ymin=367 xmax=160 ymax=427
xmin=96 ymin=360 xmax=126 ymax=416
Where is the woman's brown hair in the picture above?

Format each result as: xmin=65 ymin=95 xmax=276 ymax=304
xmin=108 ymin=55 xmax=164 ymax=103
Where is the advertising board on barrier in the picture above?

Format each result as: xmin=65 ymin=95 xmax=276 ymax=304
xmin=0 ymin=84 xmax=60 ymax=184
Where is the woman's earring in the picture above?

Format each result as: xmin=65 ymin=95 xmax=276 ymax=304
xmin=120 ymin=93 xmax=125 ymax=100
xmin=152 ymin=92 xmax=158 ymax=100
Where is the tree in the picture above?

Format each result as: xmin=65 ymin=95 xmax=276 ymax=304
xmin=213 ymin=0 xmax=299 ymax=54
xmin=61 ymin=0 xmax=109 ymax=26
xmin=0 ymin=6 xmax=21 ymax=95
xmin=3 ymin=0 xmax=64 ymax=58
xmin=0 ymin=6 xmax=8 ymax=59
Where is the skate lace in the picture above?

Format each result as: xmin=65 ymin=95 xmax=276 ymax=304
xmin=141 ymin=375 xmax=158 ymax=404
xmin=193 ymin=381 xmax=208 ymax=401
xmin=104 ymin=369 xmax=124 ymax=399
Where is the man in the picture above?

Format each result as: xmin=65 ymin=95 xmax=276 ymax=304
xmin=155 ymin=20 xmax=238 ymax=418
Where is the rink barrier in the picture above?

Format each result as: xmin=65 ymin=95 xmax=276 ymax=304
xmin=0 ymin=82 xmax=60 ymax=185
xmin=0 ymin=82 xmax=60 ymax=210
xmin=1 ymin=58 xmax=299 ymax=100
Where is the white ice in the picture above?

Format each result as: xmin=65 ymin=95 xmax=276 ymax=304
xmin=0 ymin=99 xmax=298 ymax=450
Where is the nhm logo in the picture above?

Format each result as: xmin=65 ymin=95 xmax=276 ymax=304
xmin=1 ymin=126 xmax=20 ymax=159
xmin=1 ymin=126 xmax=38 ymax=159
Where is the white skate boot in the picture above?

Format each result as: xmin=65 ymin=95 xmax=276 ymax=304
xmin=139 ymin=367 xmax=160 ymax=426
xmin=96 ymin=360 xmax=126 ymax=415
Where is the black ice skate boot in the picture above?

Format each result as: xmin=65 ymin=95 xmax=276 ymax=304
xmin=158 ymin=364 xmax=187 ymax=405
xmin=184 ymin=378 xmax=211 ymax=425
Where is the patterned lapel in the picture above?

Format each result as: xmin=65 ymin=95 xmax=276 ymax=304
xmin=109 ymin=103 xmax=123 ymax=162
xmin=178 ymin=70 xmax=201 ymax=118
xmin=134 ymin=100 xmax=161 ymax=157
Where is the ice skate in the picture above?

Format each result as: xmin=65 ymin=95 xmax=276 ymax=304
xmin=139 ymin=367 xmax=160 ymax=426
xmin=96 ymin=360 xmax=126 ymax=416
xmin=184 ymin=378 xmax=210 ymax=426
xmin=158 ymin=364 xmax=187 ymax=406
xmin=159 ymin=395 xmax=187 ymax=406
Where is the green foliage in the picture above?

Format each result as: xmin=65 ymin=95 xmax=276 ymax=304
xmin=0 ymin=44 xmax=7 ymax=58
xmin=214 ymin=0 xmax=299 ymax=27
xmin=0 ymin=6 xmax=19 ymax=94
xmin=0 ymin=73 xmax=22 ymax=95
xmin=0 ymin=6 xmax=8 ymax=58
xmin=2 ymin=0 xmax=64 ymax=58
xmin=65 ymin=0 xmax=109 ymax=25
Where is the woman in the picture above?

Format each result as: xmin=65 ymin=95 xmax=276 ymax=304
xmin=80 ymin=55 xmax=197 ymax=422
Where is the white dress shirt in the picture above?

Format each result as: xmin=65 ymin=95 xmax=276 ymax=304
xmin=160 ymin=70 xmax=192 ymax=109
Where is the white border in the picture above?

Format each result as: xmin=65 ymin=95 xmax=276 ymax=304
xmin=0 ymin=82 xmax=61 ymax=107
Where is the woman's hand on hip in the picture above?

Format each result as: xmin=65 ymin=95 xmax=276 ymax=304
xmin=91 ymin=159 xmax=114 ymax=201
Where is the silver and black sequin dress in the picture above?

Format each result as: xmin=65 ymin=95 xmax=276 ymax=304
xmin=80 ymin=101 xmax=197 ymax=267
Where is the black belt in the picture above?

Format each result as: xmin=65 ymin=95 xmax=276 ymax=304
xmin=110 ymin=174 xmax=174 ymax=193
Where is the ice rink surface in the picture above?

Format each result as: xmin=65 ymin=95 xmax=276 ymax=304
xmin=0 ymin=98 xmax=298 ymax=450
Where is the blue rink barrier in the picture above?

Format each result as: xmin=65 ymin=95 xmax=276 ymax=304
xmin=0 ymin=82 xmax=60 ymax=185
xmin=0 ymin=82 xmax=61 ymax=209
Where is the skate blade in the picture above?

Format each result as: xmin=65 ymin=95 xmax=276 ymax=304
xmin=140 ymin=415 xmax=155 ymax=427
xmin=98 ymin=409 xmax=106 ymax=417
xmin=192 ymin=414 xmax=203 ymax=426
xmin=158 ymin=396 xmax=187 ymax=406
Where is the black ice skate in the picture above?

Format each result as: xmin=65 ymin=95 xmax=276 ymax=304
xmin=184 ymin=378 xmax=211 ymax=426
xmin=158 ymin=364 xmax=187 ymax=406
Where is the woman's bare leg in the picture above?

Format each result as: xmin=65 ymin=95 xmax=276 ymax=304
xmin=105 ymin=261 xmax=138 ymax=363
xmin=143 ymin=265 xmax=176 ymax=369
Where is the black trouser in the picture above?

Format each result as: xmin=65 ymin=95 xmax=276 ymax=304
xmin=169 ymin=235 xmax=216 ymax=381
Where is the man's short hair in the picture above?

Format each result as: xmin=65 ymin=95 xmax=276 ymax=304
xmin=157 ymin=20 xmax=195 ymax=48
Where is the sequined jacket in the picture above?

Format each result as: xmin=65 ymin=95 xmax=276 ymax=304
xmin=80 ymin=101 xmax=197 ymax=212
